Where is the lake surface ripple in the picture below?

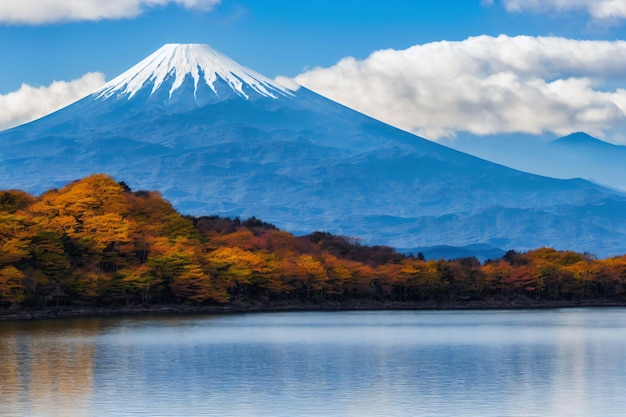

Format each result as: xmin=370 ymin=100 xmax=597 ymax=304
xmin=1 ymin=308 xmax=626 ymax=417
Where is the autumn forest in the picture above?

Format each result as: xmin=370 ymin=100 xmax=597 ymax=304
xmin=1 ymin=174 xmax=625 ymax=311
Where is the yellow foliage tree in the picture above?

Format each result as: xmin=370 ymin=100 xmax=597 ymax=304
xmin=171 ymin=263 xmax=227 ymax=303
xmin=29 ymin=174 xmax=129 ymax=237
xmin=119 ymin=264 xmax=159 ymax=304
xmin=0 ymin=266 xmax=25 ymax=305
xmin=295 ymin=254 xmax=328 ymax=300
xmin=206 ymin=246 xmax=268 ymax=289
xmin=0 ymin=213 xmax=31 ymax=266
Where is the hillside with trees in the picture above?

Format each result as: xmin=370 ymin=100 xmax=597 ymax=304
xmin=1 ymin=174 xmax=625 ymax=313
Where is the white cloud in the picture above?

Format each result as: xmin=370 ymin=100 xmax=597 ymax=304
xmin=0 ymin=0 xmax=221 ymax=24
xmin=502 ymin=0 xmax=626 ymax=20
xmin=274 ymin=75 xmax=301 ymax=91
xmin=287 ymin=35 xmax=626 ymax=140
xmin=0 ymin=72 xmax=106 ymax=131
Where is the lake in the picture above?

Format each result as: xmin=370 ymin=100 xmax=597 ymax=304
xmin=1 ymin=308 xmax=625 ymax=417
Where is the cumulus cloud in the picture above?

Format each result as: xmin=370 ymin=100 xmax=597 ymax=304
xmin=502 ymin=0 xmax=626 ymax=21
xmin=0 ymin=72 xmax=106 ymax=131
xmin=0 ymin=0 xmax=221 ymax=24
xmin=288 ymin=35 xmax=626 ymax=140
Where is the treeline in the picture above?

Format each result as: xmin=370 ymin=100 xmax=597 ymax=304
xmin=1 ymin=174 xmax=625 ymax=309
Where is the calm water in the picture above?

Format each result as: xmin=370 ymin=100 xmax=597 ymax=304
xmin=1 ymin=308 xmax=626 ymax=417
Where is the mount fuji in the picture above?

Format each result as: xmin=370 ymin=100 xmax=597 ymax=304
xmin=2 ymin=43 xmax=626 ymax=257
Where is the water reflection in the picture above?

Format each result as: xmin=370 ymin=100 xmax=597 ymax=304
xmin=0 ymin=319 xmax=102 ymax=417
xmin=0 ymin=332 xmax=21 ymax=417
xmin=1 ymin=309 xmax=626 ymax=417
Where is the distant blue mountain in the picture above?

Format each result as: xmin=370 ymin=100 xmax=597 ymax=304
xmin=2 ymin=44 xmax=626 ymax=257
xmin=447 ymin=131 xmax=626 ymax=194
xmin=400 ymin=244 xmax=506 ymax=262
xmin=551 ymin=132 xmax=620 ymax=150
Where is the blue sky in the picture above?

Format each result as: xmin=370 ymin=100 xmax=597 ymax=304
xmin=2 ymin=0 xmax=626 ymax=142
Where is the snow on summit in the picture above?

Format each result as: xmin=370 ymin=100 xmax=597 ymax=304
xmin=96 ymin=43 xmax=293 ymax=101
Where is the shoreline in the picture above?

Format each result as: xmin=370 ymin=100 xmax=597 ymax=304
xmin=2 ymin=299 xmax=626 ymax=321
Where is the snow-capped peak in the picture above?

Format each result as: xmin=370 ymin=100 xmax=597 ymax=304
xmin=95 ymin=43 xmax=293 ymax=101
